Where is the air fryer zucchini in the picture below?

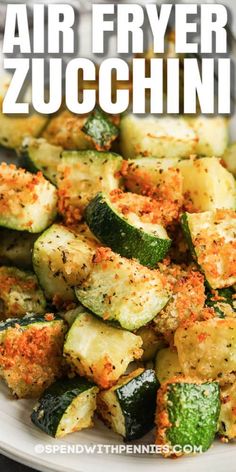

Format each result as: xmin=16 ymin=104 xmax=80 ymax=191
xmin=0 ymin=266 xmax=46 ymax=319
xmin=31 ymin=376 xmax=98 ymax=438
xmin=21 ymin=137 xmax=62 ymax=185
xmin=63 ymin=311 xmax=143 ymax=388
xmin=75 ymin=248 xmax=171 ymax=330
xmin=85 ymin=191 xmax=171 ymax=268
xmin=57 ymin=150 xmax=123 ymax=224
xmin=181 ymin=210 xmax=236 ymax=289
xmin=97 ymin=368 xmax=159 ymax=440
xmin=0 ymin=163 xmax=57 ymax=233
xmin=174 ymin=318 xmax=236 ymax=383
xmin=33 ymin=224 xmax=98 ymax=303
xmin=0 ymin=313 xmax=67 ymax=398
xmin=0 ymin=229 xmax=38 ymax=269
xmin=0 ymin=71 xmax=236 ymax=458
xmin=156 ymin=379 xmax=220 ymax=456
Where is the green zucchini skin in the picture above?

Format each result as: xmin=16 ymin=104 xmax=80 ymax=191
xmin=162 ymin=382 xmax=220 ymax=452
xmin=206 ymin=287 xmax=235 ymax=318
xmin=85 ymin=193 xmax=171 ymax=268
xmin=117 ymin=369 xmax=159 ymax=441
xmin=0 ymin=313 xmax=64 ymax=333
xmin=31 ymin=376 xmax=98 ymax=437
xmin=82 ymin=108 xmax=119 ymax=150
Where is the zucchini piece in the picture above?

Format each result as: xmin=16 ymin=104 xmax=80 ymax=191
xmin=63 ymin=311 xmax=143 ymax=389
xmin=42 ymin=110 xmax=92 ymax=150
xmin=175 ymin=318 xmax=236 ymax=383
xmin=155 ymin=348 xmax=182 ymax=384
xmin=136 ymin=325 xmax=166 ymax=362
xmin=85 ymin=192 xmax=171 ymax=268
xmin=0 ymin=266 xmax=46 ymax=319
xmin=186 ymin=116 xmax=228 ymax=157
xmin=97 ymin=368 xmax=159 ymax=440
xmin=0 ymin=163 xmax=57 ymax=233
xmin=82 ymin=107 xmax=119 ymax=151
xmin=33 ymin=224 xmax=98 ymax=303
xmin=0 ymin=229 xmax=38 ymax=269
xmin=206 ymin=287 xmax=236 ymax=318
xmin=181 ymin=210 xmax=236 ymax=289
xmin=57 ymin=150 xmax=123 ymax=224
xmin=0 ymin=75 xmax=48 ymax=150
xmin=21 ymin=137 xmax=62 ymax=185
xmin=31 ymin=376 xmax=98 ymax=438
xmin=178 ymin=157 xmax=236 ymax=211
xmin=0 ymin=313 xmax=67 ymax=398
xmin=120 ymin=115 xmax=197 ymax=159
xmin=223 ymin=142 xmax=236 ymax=177
xmin=121 ymin=156 xmax=183 ymax=200
xmin=75 ymin=248 xmax=171 ymax=331
xmin=154 ymin=268 xmax=205 ymax=334
xmin=218 ymin=383 xmax=236 ymax=439
xmin=156 ymin=379 xmax=220 ymax=455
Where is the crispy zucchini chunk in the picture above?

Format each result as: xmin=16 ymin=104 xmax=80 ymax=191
xmin=0 ymin=266 xmax=46 ymax=320
xmin=42 ymin=110 xmax=92 ymax=150
xmin=181 ymin=210 xmax=236 ymax=289
xmin=0 ymin=163 xmax=57 ymax=233
xmin=76 ymin=247 xmax=171 ymax=331
xmin=33 ymin=224 xmax=98 ymax=304
xmin=156 ymin=378 xmax=220 ymax=456
xmin=57 ymin=150 xmax=123 ymax=224
xmin=31 ymin=376 xmax=98 ymax=438
xmin=120 ymin=115 xmax=197 ymax=159
xmin=155 ymin=348 xmax=182 ymax=384
xmin=0 ymin=314 xmax=67 ymax=398
xmin=63 ymin=311 xmax=143 ymax=389
xmin=97 ymin=368 xmax=159 ymax=440
xmin=154 ymin=268 xmax=206 ymax=334
xmin=175 ymin=318 xmax=236 ymax=383
xmin=0 ymin=229 xmax=38 ymax=269
xmin=178 ymin=157 xmax=236 ymax=212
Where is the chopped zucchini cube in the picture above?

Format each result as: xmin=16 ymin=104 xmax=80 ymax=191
xmin=154 ymin=268 xmax=205 ymax=334
xmin=186 ymin=116 xmax=228 ymax=157
xmin=0 ymin=163 xmax=57 ymax=233
xmin=21 ymin=137 xmax=62 ymax=185
xmin=98 ymin=368 xmax=159 ymax=440
xmin=63 ymin=311 xmax=143 ymax=389
xmin=0 ymin=313 xmax=67 ymax=398
xmin=120 ymin=115 xmax=197 ymax=159
xmin=57 ymin=150 xmax=123 ymax=224
xmin=0 ymin=229 xmax=38 ymax=269
xmin=218 ymin=383 xmax=236 ymax=440
xmin=85 ymin=192 xmax=171 ymax=268
xmin=75 ymin=248 xmax=171 ymax=331
xmin=122 ymin=156 xmax=183 ymax=202
xmin=0 ymin=266 xmax=46 ymax=320
xmin=175 ymin=318 xmax=236 ymax=382
xmin=33 ymin=224 xmax=98 ymax=303
xmin=181 ymin=210 xmax=236 ymax=289
xmin=178 ymin=157 xmax=236 ymax=211
xmin=156 ymin=379 xmax=220 ymax=455
xmin=42 ymin=110 xmax=92 ymax=150
xmin=31 ymin=376 xmax=98 ymax=438
xmin=82 ymin=107 xmax=119 ymax=151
